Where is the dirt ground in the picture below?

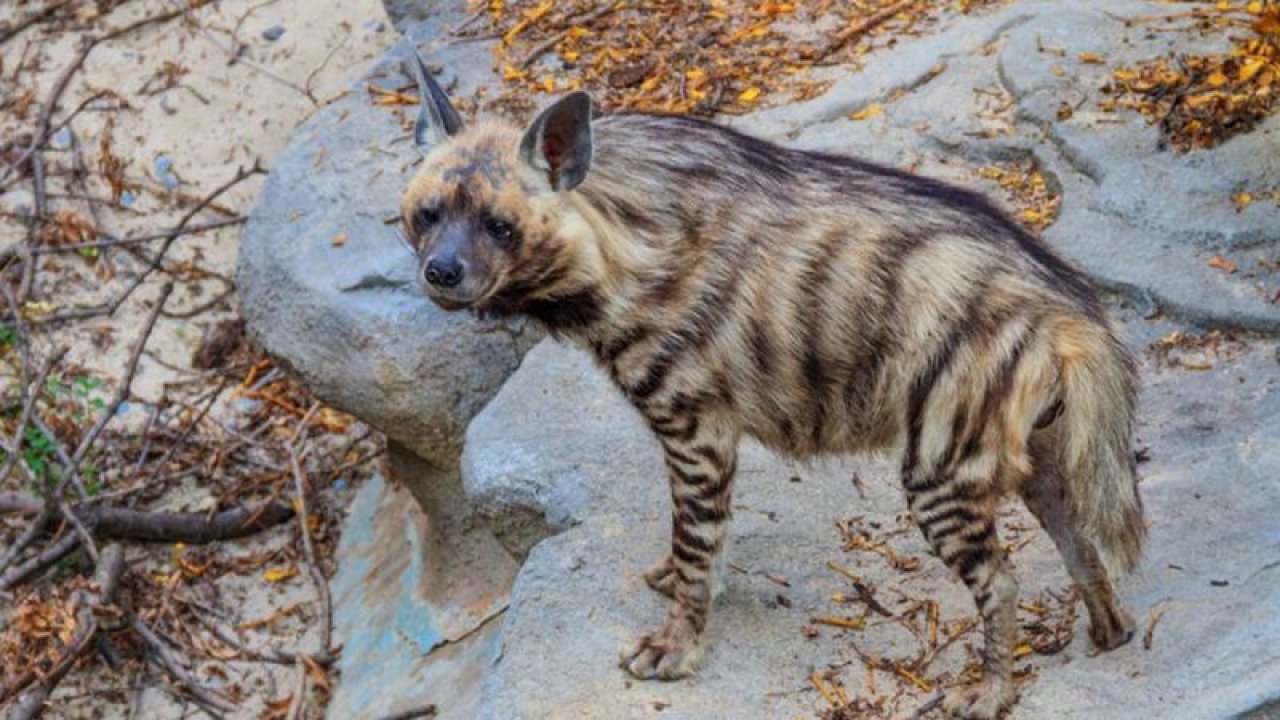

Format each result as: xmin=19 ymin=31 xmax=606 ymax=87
xmin=1 ymin=1 xmax=395 ymax=717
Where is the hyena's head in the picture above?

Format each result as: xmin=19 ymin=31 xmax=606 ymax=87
xmin=400 ymin=50 xmax=599 ymax=319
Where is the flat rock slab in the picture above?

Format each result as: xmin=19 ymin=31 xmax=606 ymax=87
xmin=465 ymin=325 xmax=1280 ymax=719
xmin=329 ymin=452 xmax=516 ymax=720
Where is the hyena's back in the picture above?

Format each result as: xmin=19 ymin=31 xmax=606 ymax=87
xmin=578 ymin=113 xmax=1142 ymax=569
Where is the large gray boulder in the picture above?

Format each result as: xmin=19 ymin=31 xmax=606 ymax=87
xmin=236 ymin=14 xmax=542 ymax=468
xmin=461 ymin=342 xmax=659 ymax=559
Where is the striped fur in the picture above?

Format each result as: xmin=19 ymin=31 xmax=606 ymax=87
xmin=401 ymin=92 xmax=1144 ymax=719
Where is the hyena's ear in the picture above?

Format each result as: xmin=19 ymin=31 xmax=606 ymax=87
xmin=408 ymin=48 xmax=463 ymax=152
xmin=519 ymin=91 xmax=593 ymax=191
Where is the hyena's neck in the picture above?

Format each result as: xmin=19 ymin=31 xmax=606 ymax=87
xmin=541 ymin=191 xmax=680 ymax=346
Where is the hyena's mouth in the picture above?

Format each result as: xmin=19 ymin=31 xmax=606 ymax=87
xmin=423 ymin=278 xmax=501 ymax=312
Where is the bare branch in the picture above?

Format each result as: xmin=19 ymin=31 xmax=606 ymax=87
xmin=131 ymin=618 xmax=233 ymax=718
xmin=0 ymin=494 xmax=295 ymax=544
xmin=0 ymin=532 xmax=78 ymax=592
xmin=289 ymin=408 xmax=333 ymax=656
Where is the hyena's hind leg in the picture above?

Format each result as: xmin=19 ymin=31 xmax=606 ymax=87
xmin=1021 ymin=432 xmax=1135 ymax=650
xmin=905 ymin=454 xmax=1017 ymax=719
xmin=906 ymin=415 xmax=1024 ymax=717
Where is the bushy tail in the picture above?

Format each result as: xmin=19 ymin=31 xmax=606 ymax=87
xmin=1054 ymin=320 xmax=1145 ymax=573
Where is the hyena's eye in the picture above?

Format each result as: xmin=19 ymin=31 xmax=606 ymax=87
xmin=483 ymin=216 xmax=520 ymax=249
xmin=413 ymin=207 xmax=440 ymax=234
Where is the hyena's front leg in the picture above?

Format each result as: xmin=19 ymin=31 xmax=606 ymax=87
xmin=906 ymin=453 xmax=1017 ymax=719
xmin=622 ymin=416 xmax=738 ymax=680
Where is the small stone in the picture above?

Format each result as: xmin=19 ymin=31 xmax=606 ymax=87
xmin=231 ymin=398 xmax=262 ymax=416
xmin=50 ymin=127 xmax=73 ymax=150
xmin=262 ymin=25 xmax=285 ymax=41
xmin=153 ymin=154 xmax=179 ymax=189
xmin=160 ymin=93 xmax=179 ymax=115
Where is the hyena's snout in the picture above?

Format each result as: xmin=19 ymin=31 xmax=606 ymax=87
xmin=416 ymin=221 xmax=495 ymax=310
xmin=421 ymin=222 xmax=471 ymax=290
xmin=423 ymin=253 xmax=464 ymax=289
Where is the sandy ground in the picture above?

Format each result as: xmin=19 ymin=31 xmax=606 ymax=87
xmin=1 ymin=1 xmax=398 ymax=717
xmin=2 ymin=0 xmax=395 ymax=404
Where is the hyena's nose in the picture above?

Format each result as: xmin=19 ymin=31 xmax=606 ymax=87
xmin=424 ymin=255 xmax=464 ymax=288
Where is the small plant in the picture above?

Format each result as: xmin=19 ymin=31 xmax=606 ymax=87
xmin=22 ymin=425 xmax=56 ymax=481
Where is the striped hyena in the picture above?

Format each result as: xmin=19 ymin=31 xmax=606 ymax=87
xmin=400 ymin=52 xmax=1144 ymax=719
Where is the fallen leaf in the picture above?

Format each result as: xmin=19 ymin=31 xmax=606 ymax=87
xmin=811 ymin=615 xmax=865 ymax=630
xmin=848 ymin=103 xmax=884 ymax=121
xmin=1207 ymin=255 xmax=1239 ymax=274
xmin=738 ymin=86 xmax=762 ymax=103
xmin=1239 ymin=57 xmax=1267 ymax=82
xmin=263 ymin=566 xmax=299 ymax=583
xmin=1078 ymin=52 xmax=1105 ymax=64
xmin=331 ymin=233 xmax=348 ymax=247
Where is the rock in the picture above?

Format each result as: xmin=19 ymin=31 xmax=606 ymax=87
xmin=467 ymin=326 xmax=1280 ymax=719
xmin=236 ymin=18 xmax=543 ymax=467
xmin=461 ymin=342 xmax=658 ymax=559
xmin=329 ymin=445 xmax=518 ymax=720
xmin=153 ymin=154 xmax=179 ymax=190
xmin=381 ymin=0 xmax=447 ymax=31
xmin=49 ymin=127 xmax=73 ymax=150
xmin=261 ymin=24 xmax=285 ymax=42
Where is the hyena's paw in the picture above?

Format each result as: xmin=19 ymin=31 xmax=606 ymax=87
xmin=942 ymin=676 xmax=1015 ymax=720
xmin=1089 ymin=604 xmax=1135 ymax=651
xmin=619 ymin=615 xmax=706 ymax=680
xmin=643 ymin=556 xmax=678 ymax=598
